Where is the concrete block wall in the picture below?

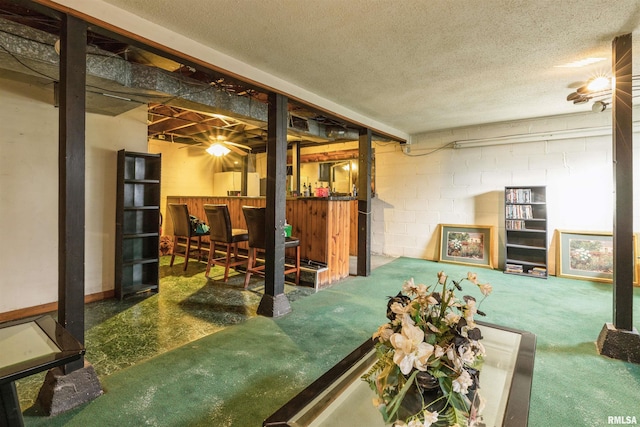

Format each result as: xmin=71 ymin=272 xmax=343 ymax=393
xmin=0 ymin=79 xmax=148 ymax=313
xmin=372 ymin=109 xmax=639 ymax=275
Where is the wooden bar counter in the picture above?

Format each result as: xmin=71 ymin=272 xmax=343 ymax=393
xmin=165 ymin=196 xmax=354 ymax=286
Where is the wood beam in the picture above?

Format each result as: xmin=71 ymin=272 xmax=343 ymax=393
xmin=611 ymin=33 xmax=634 ymax=330
xmin=357 ymin=129 xmax=372 ymax=276
xmin=258 ymin=92 xmax=291 ymax=317
xmin=291 ymin=141 xmax=300 ymax=194
xmin=290 ymin=148 xmax=360 ymax=164
xmin=58 ymin=13 xmax=86 ymax=373
xmin=596 ymin=33 xmax=640 ymax=364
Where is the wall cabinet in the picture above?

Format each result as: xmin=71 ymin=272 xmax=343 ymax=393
xmin=115 ymin=150 xmax=161 ymax=299
xmin=504 ymin=186 xmax=547 ymax=278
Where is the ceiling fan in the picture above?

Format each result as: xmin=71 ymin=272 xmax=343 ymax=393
xmin=148 ymin=103 xmax=262 ymax=155
xmin=183 ymin=134 xmax=254 ymax=157
xmin=566 ymin=75 xmax=640 ymax=112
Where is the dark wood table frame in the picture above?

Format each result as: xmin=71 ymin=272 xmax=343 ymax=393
xmin=264 ymin=321 xmax=536 ymax=427
xmin=0 ymin=315 xmax=85 ymax=427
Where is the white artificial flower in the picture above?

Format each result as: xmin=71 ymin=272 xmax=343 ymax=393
xmin=472 ymin=340 xmax=486 ymax=357
xmin=416 ymin=283 xmax=429 ymax=296
xmin=423 ymin=410 xmax=439 ymax=426
xmin=403 ymin=277 xmax=418 ymax=294
xmin=463 ymin=299 xmax=477 ymax=326
xmin=452 ymin=369 xmax=473 ymax=395
xmin=444 ymin=312 xmax=461 ymax=327
xmin=391 ymin=301 xmax=411 ymax=316
xmin=447 ymin=345 xmax=456 ymax=362
xmin=459 ymin=345 xmax=475 ymax=365
xmin=434 ymin=345 xmax=445 ymax=359
xmin=414 ymin=342 xmax=435 ymax=370
xmin=437 ymin=271 xmax=447 ymax=284
xmin=467 ymin=272 xmax=478 ymax=284
xmin=372 ymin=324 xmax=394 ymax=342
xmin=478 ymin=283 xmax=493 ymax=296
xmin=390 ymin=315 xmax=434 ymax=374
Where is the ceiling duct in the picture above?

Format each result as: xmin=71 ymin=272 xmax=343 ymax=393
xmin=0 ymin=11 xmax=361 ymax=149
xmin=289 ymin=114 xmax=309 ymax=131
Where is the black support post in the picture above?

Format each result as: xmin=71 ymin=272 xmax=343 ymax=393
xmin=357 ymin=128 xmax=372 ymax=276
xmin=58 ymin=13 xmax=86 ymax=374
xmin=291 ymin=141 xmax=300 ymax=195
xmin=257 ymin=93 xmax=291 ymax=317
xmin=37 ymin=14 xmax=103 ymax=416
xmin=612 ymin=33 xmax=634 ymax=331
xmin=596 ymin=33 xmax=640 ymax=363
xmin=241 ymin=156 xmax=248 ymax=196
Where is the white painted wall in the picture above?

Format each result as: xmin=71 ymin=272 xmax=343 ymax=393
xmin=371 ymin=109 xmax=640 ymax=275
xmin=0 ymin=78 xmax=148 ymax=313
xmin=148 ymin=139 xmax=217 ymax=231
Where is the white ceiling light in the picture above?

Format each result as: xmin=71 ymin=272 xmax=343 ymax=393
xmin=206 ymin=143 xmax=231 ymax=156
xmin=592 ymin=101 xmax=608 ymax=112
xmin=565 ymin=74 xmax=639 ymax=112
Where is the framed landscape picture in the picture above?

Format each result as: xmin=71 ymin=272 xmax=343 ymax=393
xmin=438 ymin=224 xmax=494 ymax=268
xmin=556 ymin=230 xmax=637 ymax=284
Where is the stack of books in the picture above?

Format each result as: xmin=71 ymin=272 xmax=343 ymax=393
xmin=505 ymin=263 xmax=523 ymax=274
xmin=530 ymin=267 xmax=547 ymax=277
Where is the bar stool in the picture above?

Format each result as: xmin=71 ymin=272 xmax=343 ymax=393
xmin=203 ymin=204 xmax=249 ymax=281
xmin=168 ymin=203 xmax=209 ymax=271
xmin=242 ymin=206 xmax=301 ymax=289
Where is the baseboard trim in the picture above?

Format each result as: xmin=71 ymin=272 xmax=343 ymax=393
xmin=0 ymin=290 xmax=115 ymax=323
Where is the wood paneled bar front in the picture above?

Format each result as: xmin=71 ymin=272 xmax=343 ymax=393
xmin=165 ymin=196 xmax=354 ymax=286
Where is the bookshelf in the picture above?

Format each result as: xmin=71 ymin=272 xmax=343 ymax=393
xmin=504 ymin=186 xmax=547 ymax=278
xmin=115 ymin=150 xmax=162 ymax=299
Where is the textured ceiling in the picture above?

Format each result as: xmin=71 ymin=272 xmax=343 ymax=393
xmin=67 ymin=1 xmax=640 ymax=135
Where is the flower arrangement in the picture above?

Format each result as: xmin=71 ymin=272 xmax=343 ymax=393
xmin=362 ymin=271 xmax=492 ymax=427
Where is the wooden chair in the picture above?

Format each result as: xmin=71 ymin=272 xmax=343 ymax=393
xmin=168 ymin=203 xmax=208 ymax=271
xmin=242 ymin=206 xmax=300 ymax=289
xmin=203 ymin=204 xmax=249 ymax=281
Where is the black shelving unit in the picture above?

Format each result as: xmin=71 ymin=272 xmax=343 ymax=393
xmin=115 ymin=150 xmax=161 ymax=299
xmin=504 ymin=186 xmax=547 ymax=278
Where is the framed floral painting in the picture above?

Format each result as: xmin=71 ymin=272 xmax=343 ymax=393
xmin=438 ymin=224 xmax=494 ymax=268
xmin=556 ymin=230 xmax=637 ymax=284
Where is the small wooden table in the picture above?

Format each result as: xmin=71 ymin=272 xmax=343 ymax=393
xmin=0 ymin=315 xmax=85 ymax=427
xmin=264 ymin=321 xmax=536 ymax=427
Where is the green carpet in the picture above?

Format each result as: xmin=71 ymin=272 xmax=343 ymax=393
xmin=21 ymin=257 xmax=640 ymax=426
xmin=15 ymin=256 xmax=314 ymax=411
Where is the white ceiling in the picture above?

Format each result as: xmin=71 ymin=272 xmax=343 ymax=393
xmin=91 ymin=0 xmax=640 ymax=136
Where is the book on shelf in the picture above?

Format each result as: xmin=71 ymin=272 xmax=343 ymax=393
xmin=505 ymin=204 xmax=533 ymax=219
xmin=506 ymin=188 xmax=532 ymax=204
xmin=530 ymin=267 xmax=547 ymax=276
xmin=505 ymin=263 xmax=524 ymax=273
xmin=506 ymin=220 xmax=525 ymax=230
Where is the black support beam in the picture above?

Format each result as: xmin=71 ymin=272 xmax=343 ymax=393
xmin=611 ymin=33 xmax=634 ymax=331
xmin=357 ymin=128 xmax=372 ymax=276
xmin=58 ymin=13 xmax=86 ymax=374
xmin=597 ymin=33 xmax=640 ymax=364
xmin=257 ymin=92 xmax=291 ymax=317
